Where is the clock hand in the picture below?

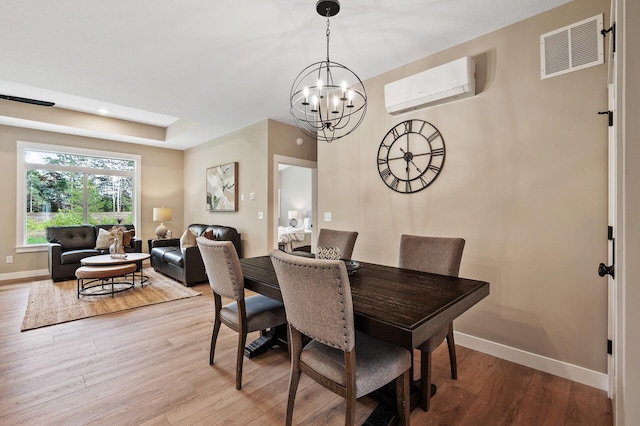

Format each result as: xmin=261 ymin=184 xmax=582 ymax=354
xmin=387 ymin=155 xmax=406 ymax=161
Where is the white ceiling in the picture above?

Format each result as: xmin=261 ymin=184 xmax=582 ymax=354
xmin=0 ymin=0 xmax=571 ymax=150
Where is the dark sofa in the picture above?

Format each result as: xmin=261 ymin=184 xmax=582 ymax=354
xmin=150 ymin=224 xmax=241 ymax=287
xmin=46 ymin=224 xmax=143 ymax=282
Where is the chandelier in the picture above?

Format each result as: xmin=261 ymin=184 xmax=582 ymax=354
xmin=289 ymin=0 xmax=367 ymax=143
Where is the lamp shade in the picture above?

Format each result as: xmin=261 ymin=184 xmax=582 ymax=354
xmin=153 ymin=207 xmax=172 ymax=222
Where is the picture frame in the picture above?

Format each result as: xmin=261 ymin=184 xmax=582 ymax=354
xmin=206 ymin=162 xmax=238 ymax=212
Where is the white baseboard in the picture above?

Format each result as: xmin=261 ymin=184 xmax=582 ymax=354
xmin=455 ymin=331 xmax=608 ymax=391
xmin=0 ymin=268 xmax=49 ymax=283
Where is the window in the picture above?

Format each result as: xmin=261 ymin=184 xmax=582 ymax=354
xmin=16 ymin=142 xmax=141 ymax=252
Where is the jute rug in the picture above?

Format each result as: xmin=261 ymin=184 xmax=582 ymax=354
xmin=21 ymin=268 xmax=201 ymax=331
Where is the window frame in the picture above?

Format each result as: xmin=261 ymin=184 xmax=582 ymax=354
xmin=16 ymin=141 xmax=141 ymax=253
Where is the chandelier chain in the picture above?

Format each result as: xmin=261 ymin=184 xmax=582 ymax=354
xmin=325 ymin=13 xmax=331 ymax=62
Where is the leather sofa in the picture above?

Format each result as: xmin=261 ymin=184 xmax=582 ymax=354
xmin=46 ymin=224 xmax=143 ymax=282
xmin=150 ymin=224 xmax=241 ymax=287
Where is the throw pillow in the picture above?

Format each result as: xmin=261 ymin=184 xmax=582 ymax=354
xmin=180 ymin=228 xmax=197 ymax=249
xmin=122 ymin=230 xmax=135 ymax=248
xmin=202 ymin=229 xmax=215 ymax=240
xmin=95 ymin=228 xmax=114 ymax=249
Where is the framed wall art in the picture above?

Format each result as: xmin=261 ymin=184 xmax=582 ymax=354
xmin=206 ymin=162 xmax=238 ymax=212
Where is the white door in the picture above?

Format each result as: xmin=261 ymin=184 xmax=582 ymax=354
xmin=600 ymin=3 xmax=618 ymax=404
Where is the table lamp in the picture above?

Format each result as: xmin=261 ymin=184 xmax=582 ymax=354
xmin=153 ymin=207 xmax=172 ymax=238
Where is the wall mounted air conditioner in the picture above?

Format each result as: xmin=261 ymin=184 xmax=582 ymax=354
xmin=384 ymin=56 xmax=476 ymax=115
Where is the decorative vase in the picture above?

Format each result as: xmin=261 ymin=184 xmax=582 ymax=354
xmin=110 ymin=236 xmax=124 ymax=255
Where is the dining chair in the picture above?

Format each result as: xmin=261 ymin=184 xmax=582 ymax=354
xmin=197 ymin=237 xmax=287 ymax=390
xmin=316 ymin=228 xmax=359 ymax=259
xmin=399 ymin=234 xmax=465 ymax=411
xmin=269 ymin=249 xmax=411 ymax=426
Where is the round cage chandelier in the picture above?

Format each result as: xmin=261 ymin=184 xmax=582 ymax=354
xmin=289 ymin=0 xmax=367 ymax=143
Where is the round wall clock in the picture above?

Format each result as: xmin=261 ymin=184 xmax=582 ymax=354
xmin=377 ymin=119 xmax=446 ymax=193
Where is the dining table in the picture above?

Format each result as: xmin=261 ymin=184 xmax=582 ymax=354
xmin=239 ymin=254 xmax=490 ymax=424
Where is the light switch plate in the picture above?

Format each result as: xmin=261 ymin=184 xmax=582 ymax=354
xmin=324 ymin=212 xmax=332 ymax=222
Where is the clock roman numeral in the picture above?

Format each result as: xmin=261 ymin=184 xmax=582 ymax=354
xmin=431 ymin=148 xmax=444 ymax=156
xmin=406 ymin=180 xmax=412 ymax=192
xmin=380 ymin=167 xmax=392 ymax=180
xmin=427 ymin=131 xmax=441 ymax=143
xmin=428 ymin=165 xmax=441 ymax=173
xmin=391 ymin=127 xmax=401 ymax=139
xmin=403 ymin=120 xmax=412 ymax=134
xmin=390 ymin=177 xmax=399 ymax=190
xmin=378 ymin=157 xmax=388 ymax=165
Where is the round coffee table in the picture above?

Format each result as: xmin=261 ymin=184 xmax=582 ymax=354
xmin=81 ymin=253 xmax=151 ymax=286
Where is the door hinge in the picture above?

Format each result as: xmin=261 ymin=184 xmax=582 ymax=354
xmin=601 ymin=23 xmax=616 ymax=53
xmin=607 ymin=339 xmax=613 ymax=355
xmin=608 ymin=225 xmax=614 ymax=241
xmin=598 ymin=110 xmax=613 ymax=126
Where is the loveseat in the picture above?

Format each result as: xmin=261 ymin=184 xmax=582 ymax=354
xmin=150 ymin=224 xmax=241 ymax=287
xmin=46 ymin=224 xmax=143 ymax=282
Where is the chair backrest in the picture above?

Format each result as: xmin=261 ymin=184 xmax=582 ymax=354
xmin=317 ymin=228 xmax=359 ymax=259
xmin=196 ymin=237 xmax=244 ymax=301
xmin=399 ymin=235 xmax=465 ymax=277
xmin=269 ymin=249 xmax=355 ymax=352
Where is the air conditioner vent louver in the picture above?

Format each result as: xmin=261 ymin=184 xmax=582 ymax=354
xmin=540 ymin=14 xmax=604 ymax=79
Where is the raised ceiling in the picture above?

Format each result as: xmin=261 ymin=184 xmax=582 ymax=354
xmin=0 ymin=0 xmax=571 ymax=150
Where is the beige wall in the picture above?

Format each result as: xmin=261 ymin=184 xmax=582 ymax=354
xmin=317 ymin=0 xmax=609 ymax=373
xmin=0 ymin=125 xmax=184 ymax=277
xmin=182 ymin=119 xmax=316 ymax=258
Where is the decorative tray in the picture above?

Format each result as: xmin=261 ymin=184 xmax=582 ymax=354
xmin=110 ymin=254 xmax=128 ymax=259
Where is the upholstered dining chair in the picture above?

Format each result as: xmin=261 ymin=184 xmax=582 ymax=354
xmin=316 ymin=228 xmax=359 ymax=259
xmin=270 ymin=249 xmax=411 ymax=426
xmin=197 ymin=237 xmax=287 ymax=390
xmin=398 ymin=234 xmax=465 ymax=411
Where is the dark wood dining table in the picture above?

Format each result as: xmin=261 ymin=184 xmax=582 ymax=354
xmin=239 ymin=255 xmax=490 ymax=424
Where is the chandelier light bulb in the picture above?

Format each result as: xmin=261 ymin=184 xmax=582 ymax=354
xmin=303 ymin=87 xmax=310 ymax=104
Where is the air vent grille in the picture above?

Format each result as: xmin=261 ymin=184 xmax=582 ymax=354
xmin=540 ymin=14 xmax=604 ymax=79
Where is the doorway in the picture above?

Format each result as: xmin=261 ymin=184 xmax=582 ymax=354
xmin=272 ymin=155 xmax=317 ymax=251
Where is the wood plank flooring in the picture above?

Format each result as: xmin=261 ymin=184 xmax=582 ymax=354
xmin=0 ymin=276 xmax=612 ymax=425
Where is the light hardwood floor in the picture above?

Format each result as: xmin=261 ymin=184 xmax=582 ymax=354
xmin=0 ymin=276 xmax=612 ymax=425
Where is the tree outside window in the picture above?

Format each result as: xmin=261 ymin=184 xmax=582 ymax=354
xmin=24 ymin=150 xmax=135 ymax=245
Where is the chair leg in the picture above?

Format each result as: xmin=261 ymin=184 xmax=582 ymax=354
xmin=236 ymin=329 xmax=248 ymax=390
xmin=420 ymin=349 xmax=433 ymax=412
xmin=286 ymin=366 xmax=301 ymax=426
xmin=210 ymin=316 xmax=222 ymax=365
xmin=345 ymin=396 xmax=356 ymax=426
xmin=446 ymin=322 xmax=457 ymax=380
xmin=396 ymin=370 xmax=410 ymax=426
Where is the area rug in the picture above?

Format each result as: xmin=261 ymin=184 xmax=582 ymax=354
xmin=21 ymin=268 xmax=201 ymax=331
